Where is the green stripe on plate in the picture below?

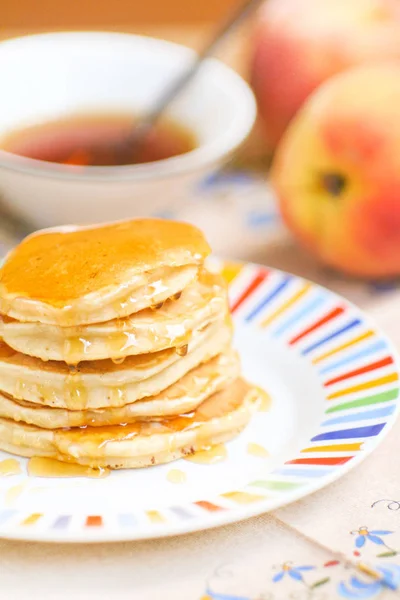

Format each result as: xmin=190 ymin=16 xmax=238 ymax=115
xmin=250 ymin=480 xmax=304 ymax=491
xmin=326 ymin=388 xmax=399 ymax=414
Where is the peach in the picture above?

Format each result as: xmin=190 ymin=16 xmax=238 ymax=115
xmin=251 ymin=0 xmax=400 ymax=150
xmin=271 ymin=63 xmax=400 ymax=278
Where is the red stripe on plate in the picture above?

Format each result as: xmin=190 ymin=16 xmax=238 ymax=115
xmin=324 ymin=356 xmax=394 ymax=387
xmin=230 ymin=270 xmax=269 ymax=313
xmin=195 ymin=501 xmax=224 ymax=512
xmin=86 ymin=516 xmax=103 ymax=527
xmin=286 ymin=456 xmax=353 ymax=466
xmin=290 ymin=306 xmax=345 ymax=345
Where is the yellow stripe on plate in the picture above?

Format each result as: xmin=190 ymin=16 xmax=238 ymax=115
xmin=146 ymin=510 xmax=165 ymax=523
xmin=312 ymin=331 xmax=375 ymax=365
xmin=261 ymin=283 xmax=311 ymax=328
xmin=221 ymin=491 xmax=265 ymax=504
xmin=301 ymin=442 xmax=363 ymax=453
xmin=22 ymin=513 xmax=42 ymax=526
xmin=327 ymin=373 xmax=399 ymax=400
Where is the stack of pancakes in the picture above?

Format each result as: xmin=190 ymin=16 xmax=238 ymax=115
xmin=0 ymin=219 xmax=259 ymax=469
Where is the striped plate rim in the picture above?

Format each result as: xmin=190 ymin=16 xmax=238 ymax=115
xmin=0 ymin=259 xmax=398 ymax=542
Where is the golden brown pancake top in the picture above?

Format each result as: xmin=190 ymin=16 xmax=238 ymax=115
xmin=0 ymin=219 xmax=210 ymax=306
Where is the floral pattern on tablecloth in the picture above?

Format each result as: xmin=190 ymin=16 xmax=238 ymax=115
xmin=197 ymin=497 xmax=400 ymax=600
xmin=201 ymin=556 xmax=400 ymax=599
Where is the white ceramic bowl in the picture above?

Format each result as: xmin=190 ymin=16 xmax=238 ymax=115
xmin=0 ymin=31 xmax=256 ymax=228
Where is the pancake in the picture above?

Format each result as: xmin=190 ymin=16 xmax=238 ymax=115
xmin=0 ymin=269 xmax=227 ymax=363
xmin=0 ymin=351 xmax=240 ymax=428
xmin=0 ymin=379 xmax=260 ymax=468
xmin=0 ymin=319 xmax=232 ymax=409
xmin=0 ymin=219 xmax=210 ymax=326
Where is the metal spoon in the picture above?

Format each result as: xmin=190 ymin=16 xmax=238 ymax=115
xmin=115 ymin=0 xmax=264 ymax=162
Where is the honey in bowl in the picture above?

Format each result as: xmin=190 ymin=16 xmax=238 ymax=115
xmin=0 ymin=112 xmax=197 ymax=167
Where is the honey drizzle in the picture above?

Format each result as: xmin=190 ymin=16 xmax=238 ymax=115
xmin=46 ymin=277 xmax=208 ymax=364
xmin=64 ymin=336 xmax=92 ymax=365
xmin=14 ymin=380 xmax=28 ymax=400
xmin=166 ymin=469 xmax=186 ymax=484
xmin=0 ymin=458 xmax=22 ymax=476
xmin=176 ymin=344 xmax=188 ymax=357
xmin=149 ymin=289 xmax=182 ymax=311
xmin=64 ymin=369 xmax=89 ymax=409
xmin=111 ymin=356 xmax=126 ymax=365
xmin=49 ymin=381 xmax=249 ymax=458
xmin=37 ymin=383 xmax=58 ymax=405
xmin=27 ymin=457 xmax=110 ymax=478
xmin=151 ymin=302 xmax=164 ymax=310
xmin=184 ymin=443 xmax=227 ymax=464
xmin=108 ymin=386 xmax=127 ymax=407
xmin=60 ymin=322 xmax=190 ymax=365
xmin=107 ymin=331 xmax=138 ymax=357
xmin=15 ymin=379 xmax=60 ymax=406
xmin=256 ymin=387 xmax=272 ymax=412
xmin=247 ymin=442 xmax=269 ymax=458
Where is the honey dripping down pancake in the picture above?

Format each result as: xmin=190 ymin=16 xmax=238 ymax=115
xmin=0 ymin=379 xmax=262 ymax=469
xmin=0 ymin=350 xmax=240 ymax=428
xmin=0 ymin=219 xmax=210 ymax=326
xmin=0 ymin=269 xmax=228 ymax=364
xmin=0 ymin=319 xmax=232 ymax=409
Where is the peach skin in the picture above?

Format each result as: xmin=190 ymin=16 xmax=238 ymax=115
xmin=251 ymin=0 xmax=400 ymax=150
xmin=271 ymin=63 xmax=400 ymax=278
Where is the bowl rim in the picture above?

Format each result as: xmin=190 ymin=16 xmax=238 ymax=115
xmin=0 ymin=31 xmax=257 ymax=182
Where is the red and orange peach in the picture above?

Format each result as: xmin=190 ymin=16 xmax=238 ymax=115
xmin=251 ymin=0 xmax=400 ymax=150
xmin=271 ymin=64 xmax=400 ymax=278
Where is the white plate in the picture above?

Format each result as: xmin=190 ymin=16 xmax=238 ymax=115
xmin=0 ymin=260 xmax=398 ymax=542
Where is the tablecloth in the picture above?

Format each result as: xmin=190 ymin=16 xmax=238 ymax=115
xmin=0 ymin=167 xmax=399 ymax=599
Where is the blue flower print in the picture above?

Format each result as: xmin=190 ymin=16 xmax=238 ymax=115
xmin=338 ymin=575 xmax=386 ymax=599
xmin=272 ymin=561 xmax=315 ymax=583
xmin=351 ymin=526 xmax=393 ymax=549
xmin=338 ymin=563 xmax=400 ymax=598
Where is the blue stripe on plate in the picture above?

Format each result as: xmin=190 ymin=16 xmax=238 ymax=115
xmin=0 ymin=509 xmax=16 ymax=526
xmin=170 ymin=507 xmax=194 ymax=520
xmin=52 ymin=515 xmax=71 ymax=529
xmin=322 ymin=405 xmax=396 ymax=426
xmin=318 ymin=340 xmax=388 ymax=375
xmin=273 ymin=467 xmax=335 ymax=478
xmin=245 ymin=276 xmax=291 ymax=322
xmin=302 ymin=319 xmax=362 ymax=356
xmin=311 ymin=423 xmax=386 ymax=442
xmin=272 ymin=295 xmax=326 ymax=338
xmin=118 ymin=514 xmax=137 ymax=528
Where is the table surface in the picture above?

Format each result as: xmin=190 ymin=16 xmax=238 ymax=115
xmin=1 ymin=26 xmax=400 ymax=600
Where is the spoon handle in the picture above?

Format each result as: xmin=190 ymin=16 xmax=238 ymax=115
xmin=128 ymin=0 xmax=264 ymax=149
